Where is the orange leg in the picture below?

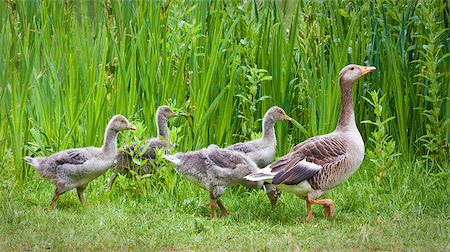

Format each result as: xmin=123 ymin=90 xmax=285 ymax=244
xmin=322 ymin=200 xmax=335 ymax=218
xmin=209 ymin=199 xmax=217 ymax=219
xmin=45 ymin=191 xmax=59 ymax=212
xmin=306 ymin=197 xmax=335 ymax=220
xmin=306 ymin=200 xmax=314 ymax=221
xmin=217 ymin=199 xmax=230 ymax=216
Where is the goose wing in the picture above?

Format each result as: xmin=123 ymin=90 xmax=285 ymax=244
xmin=226 ymin=141 xmax=258 ymax=154
xmin=271 ymin=135 xmax=347 ymax=185
xmin=140 ymin=138 xmax=169 ymax=159
xmin=205 ymin=145 xmax=249 ymax=170
xmin=55 ymin=148 xmax=92 ymax=165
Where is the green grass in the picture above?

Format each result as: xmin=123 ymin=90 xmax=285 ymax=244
xmin=1 ymin=160 xmax=448 ymax=251
xmin=0 ymin=0 xmax=449 ymax=250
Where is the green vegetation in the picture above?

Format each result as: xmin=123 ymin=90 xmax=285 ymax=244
xmin=0 ymin=0 xmax=448 ymax=250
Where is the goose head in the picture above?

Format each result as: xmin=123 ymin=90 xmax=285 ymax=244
xmin=109 ymin=115 xmax=136 ymax=131
xmin=265 ymin=106 xmax=292 ymax=122
xmin=339 ymin=64 xmax=376 ymax=85
xmin=156 ymin=105 xmax=177 ymax=121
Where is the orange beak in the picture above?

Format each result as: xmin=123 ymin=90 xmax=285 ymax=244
xmin=358 ymin=65 xmax=376 ymax=76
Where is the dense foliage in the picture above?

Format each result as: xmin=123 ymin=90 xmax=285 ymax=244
xmin=1 ymin=1 xmax=449 ymax=179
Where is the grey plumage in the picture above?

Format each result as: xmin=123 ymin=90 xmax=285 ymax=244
xmin=225 ymin=106 xmax=291 ymax=208
xmin=226 ymin=106 xmax=291 ymax=167
xmin=107 ymin=106 xmax=176 ymax=190
xmin=24 ymin=114 xmax=136 ymax=211
xmin=163 ymin=144 xmax=262 ymax=218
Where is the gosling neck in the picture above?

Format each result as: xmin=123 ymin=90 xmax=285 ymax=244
xmin=336 ymin=78 xmax=356 ymax=132
xmin=102 ymin=127 xmax=119 ymax=154
xmin=157 ymin=116 xmax=170 ymax=144
xmin=262 ymin=115 xmax=276 ymax=141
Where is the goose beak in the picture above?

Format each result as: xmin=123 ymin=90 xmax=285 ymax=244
xmin=177 ymin=112 xmax=190 ymax=117
xmin=358 ymin=65 xmax=376 ymax=76
xmin=284 ymin=115 xmax=292 ymax=121
xmin=128 ymin=123 xmax=137 ymax=130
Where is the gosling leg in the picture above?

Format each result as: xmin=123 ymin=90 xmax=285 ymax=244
xmin=217 ymin=199 xmax=230 ymax=216
xmin=76 ymin=187 xmax=86 ymax=205
xmin=209 ymin=199 xmax=217 ymax=219
xmin=106 ymin=173 xmax=118 ymax=191
xmin=45 ymin=190 xmax=59 ymax=212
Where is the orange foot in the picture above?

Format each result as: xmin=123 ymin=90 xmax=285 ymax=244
xmin=324 ymin=203 xmax=335 ymax=218
xmin=306 ymin=197 xmax=335 ymax=220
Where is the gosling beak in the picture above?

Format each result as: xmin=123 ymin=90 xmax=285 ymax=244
xmin=177 ymin=112 xmax=190 ymax=117
xmin=284 ymin=115 xmax=292 ymax=121
xmin=358 ymin=65 xmax=376 ymax=76
xmin=128 ymin=123 xmax=137 ymax=130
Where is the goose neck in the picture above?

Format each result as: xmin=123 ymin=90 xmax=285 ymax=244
xmin=336 ymin=79 xmax=356 ymax=131
xmin=262 ymin=117 xmax=276 ymax=141
xmin=157 ymin=117 xmax=170 ymax=143
xmin=102 ymin=127 xmax=119 ymax=154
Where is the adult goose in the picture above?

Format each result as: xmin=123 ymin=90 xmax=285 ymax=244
xmin=245 ymin=64 xmax=376 ymax=220
xmin=163 ymin=144 xmax=262 ymax=218
xmin=226 ymin=106 xmax=291 ymax=207
xmin=107 ymin=106 xmax=177 ymax=190
xmin=24 ymin=115 xmax=136 ymax=211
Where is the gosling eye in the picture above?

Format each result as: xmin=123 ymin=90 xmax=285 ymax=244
xmin=350 ymin=67 xmax=355 ymax=70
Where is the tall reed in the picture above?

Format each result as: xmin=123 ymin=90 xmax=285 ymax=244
xmin=0 ymin=0 xmax=448 ymax=181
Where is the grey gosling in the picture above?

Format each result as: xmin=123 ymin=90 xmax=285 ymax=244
xmin=226 ymin=106 xmax=291 ymax=208
xmin=24 ymin=115 xmax=136 ymax=211
xmin=107 ymin=106 xmax=177 ymax=190
xmin=163 ymin=144 xmax=262 ymax=218
xmin=245 ymin=64 xmax=376 ymax=221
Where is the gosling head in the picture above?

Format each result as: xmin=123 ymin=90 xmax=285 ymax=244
xmin=109 ymin=115 xmax=136 ymax=132
xmin=265 ymin=106 xmax=292 ymax=122
xmin=264 ymin=183 xmax=281 ymax=209
xmin=339 ymin=64 xmax=376 ymax=85
xmin=156 ymin=105 xmax=177 ymax=121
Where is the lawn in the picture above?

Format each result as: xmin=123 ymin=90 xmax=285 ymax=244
xmin=1 ymin=160 xmax=448 ymax=251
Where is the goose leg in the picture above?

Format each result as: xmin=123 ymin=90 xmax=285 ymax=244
xmin=305 ymin=199 xmax=314 ymax=221
xmin=209 ymin=186 xmax=226 ymax=218
xmin=321 ymin=199 xmax=335 ymax=218
xmin=217 ymin=199 xmax=230 ymax=216
xmin=45 ymin=190 xmax=59 ymax=212
xmin=106 ymin=173 xmax=118 ymax=191
xmin=209 ymin=199 xmax=217 ymax=219
xmin=77 ymin=187 xmax=86 ymax=205
xmin=307 ymin=197 xmax=334 ymax=219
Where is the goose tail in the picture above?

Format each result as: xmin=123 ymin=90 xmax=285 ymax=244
xmin=162 ymin=154 xmax=182 ymax=166
xmin=244 ymin=166 xmax=275 ymax=182
xmin=24 ymin=156 xmax=39 ymax=168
